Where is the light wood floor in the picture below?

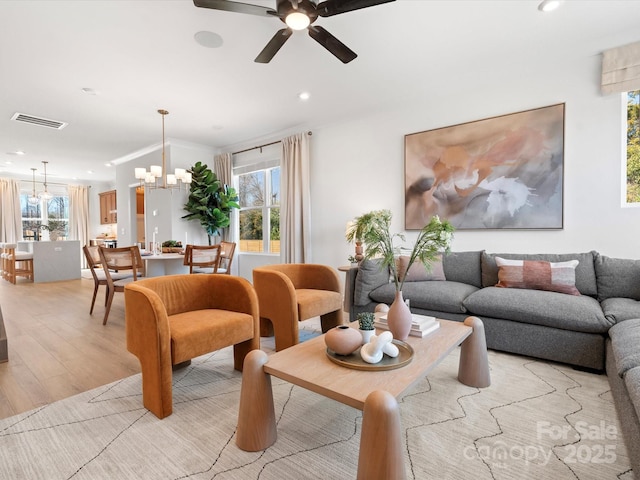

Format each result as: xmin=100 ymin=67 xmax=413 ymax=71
xmin=0 ymin=274 xmax=141 ymax=419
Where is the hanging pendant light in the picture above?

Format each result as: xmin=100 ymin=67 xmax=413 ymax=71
xmin=28 ymin=167 xmax=39 ymax=205
xmin=39 ymin=161 xmax=53 ymax=201
xmin=134 ymin=109 xmax=192 ymax=191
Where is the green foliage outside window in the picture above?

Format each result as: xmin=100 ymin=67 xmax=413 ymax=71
xmin=627 ymin=90 xmax=640 ymax=202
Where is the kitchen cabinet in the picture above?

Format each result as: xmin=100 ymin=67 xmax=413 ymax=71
xmin=99 ymin=190 xmax=117 ymax=224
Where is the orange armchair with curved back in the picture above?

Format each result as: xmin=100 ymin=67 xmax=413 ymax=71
xmin=252 ymin=263 xmax=344 ymax=352
xmin=124 ymin=274 xmax=259 ymax=418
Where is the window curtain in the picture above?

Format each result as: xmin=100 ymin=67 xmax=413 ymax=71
xmin=68 ymin=185 xmax=90 ymax=267
xmin=0 ymin=178 xmax=22 ymax=243
xmin=601 ymin=40 xmax=640 ymax=94
xmin=214 ymin=152 xmax=233 ymax=242
xmin=280 ymin=132 xmax=311 ymax=263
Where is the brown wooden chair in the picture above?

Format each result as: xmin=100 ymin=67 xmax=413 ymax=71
xmin=98 ymin=245 xmax=143 ymax=325
xmin=183 ymin=244 xmax=221 ymax=274
xmin=214 ymin=241 xmax=236 ymax=274
xmin=83 ymin=245 xmax=133 ymax=315
xmin=124 ymin=274 xmax=260 ymax=418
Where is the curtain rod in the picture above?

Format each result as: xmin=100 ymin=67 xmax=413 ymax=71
xmin=232 ymin=131 xmax=312 ymax=155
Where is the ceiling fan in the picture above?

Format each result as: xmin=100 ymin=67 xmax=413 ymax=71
xmin=193 ymin=0 xmax=395 ymax=64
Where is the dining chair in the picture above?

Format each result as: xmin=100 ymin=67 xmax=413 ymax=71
xmin=98 ymin=245 xmax=143 ymax=325
xmin=83 ymin=245 xmax=133 ymax=315
xmin=183 ymin=244 xmax=221 ymax=274
xmin=214 ymin=241 xmax=236 ymax=274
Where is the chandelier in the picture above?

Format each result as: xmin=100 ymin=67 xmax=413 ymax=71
xmin=134 ymin=109 xmax=192 ymax=190
xmin=28 ymin=167 xmax=39 ymax=205
xmin=40 ymin=161 xmax=52 ymax=200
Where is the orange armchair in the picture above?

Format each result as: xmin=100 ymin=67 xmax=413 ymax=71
xmin=124 ymin=274 xmax=260 ymax=418
xmin=253 ymin=264 xmax=344 ymax=351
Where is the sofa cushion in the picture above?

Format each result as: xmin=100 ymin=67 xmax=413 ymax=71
xmin=369 ymin=281 xmax=478 ymax=314
xmin=495 ymin=257 xmax=580 ymax=296
xmin=462 ymin=286 xmax=610 ymax=333
xmin=600 ymin=297 xmax=640 ymax=324
xmin=443 ymin=251 xmax=483 ymax=288
xmin=481 ymin=251 xmax=598 ymax=296
xmin=595 ymin=254 xmax=640 ymax=301
xmin=609 ymin=318 xmax=640 ymax=377
xmin=397 ymin=254 xmax=445 ymax=282
xmin=354 ymin=259 xmax=389 ymax=306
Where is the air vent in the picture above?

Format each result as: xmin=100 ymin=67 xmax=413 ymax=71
xmin=11 ymin=112 xmax=68 ymax=130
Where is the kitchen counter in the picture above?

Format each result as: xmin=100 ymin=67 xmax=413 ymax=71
xmin=18 ymin=241 xmax=81 ymax=283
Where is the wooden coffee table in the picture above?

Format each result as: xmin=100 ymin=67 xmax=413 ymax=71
xmin=236 ymin=317 xmax=490 ymax=480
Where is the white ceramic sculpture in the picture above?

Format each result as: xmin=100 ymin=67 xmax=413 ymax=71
xmin=361 ymin=331 xmax=399 ymax=364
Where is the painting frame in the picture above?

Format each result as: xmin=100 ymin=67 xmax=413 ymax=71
xmin=404 ymin=103 xmax=565 ymax=230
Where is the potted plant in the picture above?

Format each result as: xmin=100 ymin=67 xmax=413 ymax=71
xmin=356 ymin=312 xmax=376 ymax=344
xmin=40 ymin=219 xmax=68 ymax=241
xmin=346 ymin=209 xmax=454 ymax=339
xmin=161 ymin=240 xmax=183 ymax=253
xmin=182 ymin=162 xmax=240 ymax=245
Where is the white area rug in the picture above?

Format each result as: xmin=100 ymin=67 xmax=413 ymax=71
xmin=0 ymin=345 xmax=633 ymax=479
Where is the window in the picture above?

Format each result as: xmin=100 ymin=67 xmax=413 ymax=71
xmin=627 ymin=90 xmax=640 ymax=203
xmin=20 ymin=193 xmax=69 ymax=241
xmin=238 ymin=167 xmax=280 ymax=253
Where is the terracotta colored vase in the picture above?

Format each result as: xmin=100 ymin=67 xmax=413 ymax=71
xmin=325 ymin=325 xmax=362 ymax=355
xmin=386 ymin=291 xmax=412 ymax=341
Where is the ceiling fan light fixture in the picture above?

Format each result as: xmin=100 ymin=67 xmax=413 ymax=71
xmin=285 ymin=12 xmax=310 ymax=30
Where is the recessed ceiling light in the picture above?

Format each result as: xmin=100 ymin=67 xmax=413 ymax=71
xmin=194 ymin=31 xmax=224 ymax=49
xmin=7 ymin=150 xmax=25 ymax=155
xmin=87 ymin=170 xmax=94 ymax=174
xmin=4 ymin=161 xmax=12 ymax=165
xmin=538 ymin=0 xmax=561 ymax=12
xmin=298 ymin=92 xmax=311 ymax=101
xmin=105 ymin=163 xmax=112 ymax=167
xmin=81 ymin=87 xmax=99 ymax=95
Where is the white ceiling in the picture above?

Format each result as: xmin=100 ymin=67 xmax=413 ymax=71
xmin=1 ymin=0 xmax=640 ymax=183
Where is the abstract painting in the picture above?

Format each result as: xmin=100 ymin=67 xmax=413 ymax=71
xmin=405 ymin=104 xmax=565 ymax=230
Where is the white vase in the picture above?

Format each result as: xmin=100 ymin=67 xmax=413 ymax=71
xmin=360 ymin=328 xmax=375 ymax=345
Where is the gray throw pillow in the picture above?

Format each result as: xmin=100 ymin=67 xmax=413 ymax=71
xmin=353 ymin=259 xmax=389 ymax=306
xmin=595 ymin=254 xmax=640 ymax=301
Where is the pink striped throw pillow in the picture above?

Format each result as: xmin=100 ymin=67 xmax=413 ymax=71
xmin=495 ymin=257 xmax=581 ymax=296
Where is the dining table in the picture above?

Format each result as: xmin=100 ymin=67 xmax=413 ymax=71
xmin=142 ymin=252 xmax=189 ymax=277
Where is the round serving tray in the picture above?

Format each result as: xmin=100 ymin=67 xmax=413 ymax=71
xmin=325 ymin=339 xmax=414 ymax=371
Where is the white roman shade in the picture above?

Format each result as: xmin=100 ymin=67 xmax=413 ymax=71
xmin=601 ymin=40 xmax=640 ymax=94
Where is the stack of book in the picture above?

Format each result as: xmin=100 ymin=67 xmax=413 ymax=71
xmin=375 ymin=314 xmax=440 ymax=338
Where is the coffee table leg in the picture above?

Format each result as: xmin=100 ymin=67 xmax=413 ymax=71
xmin=236 ymin=349 xmax=277 ymax=451
xmin=357 ymin=390 xmax=406 ymax=480
xmin=458 ymin=316 xmax=491 ymax=388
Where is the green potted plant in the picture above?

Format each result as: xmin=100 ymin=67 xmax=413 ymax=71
xmin=40 ymin=219 xmax=68 ymax=241
xmin=356 ymin=312 xmax=376 ymax=344
xmin=182 ymin=162 xmax=240 ymax=245
xmin=161 ymin=240 xmax=183 ymax=253
xmin=346 ymin=209 xmax=454 ymax=339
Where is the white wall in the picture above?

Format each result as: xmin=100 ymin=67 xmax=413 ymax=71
xmin=307 ymin=53 xmax=638 ymax=271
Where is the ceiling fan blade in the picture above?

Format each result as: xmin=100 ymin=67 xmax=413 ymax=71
xmin=308 ymin=25 xmax=357 ymax=63
xmin=315 ymin=0 xmax=395 ymax=17
xmin=255 ymin=28 xmax=293 ymax=63
xmin=193 ymin=0 xmax=276 ymax=17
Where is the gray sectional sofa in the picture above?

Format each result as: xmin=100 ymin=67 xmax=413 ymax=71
xmin=343 ymin=250 xmax=640 ymax=476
